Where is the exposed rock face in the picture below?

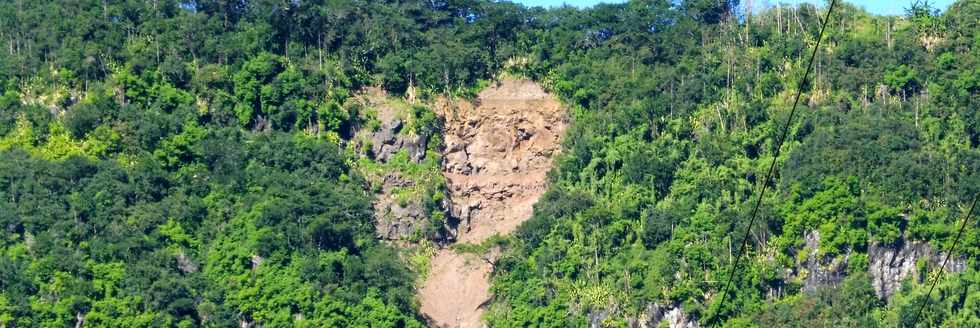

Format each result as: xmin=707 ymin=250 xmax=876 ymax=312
xmin=791 ymin=227 xmax=967 ymax=300
xmin=419 ymin=79 xmax=567 ymax=327
xmin=800 ymin=230 xmax=849 ymax=292
xmin=589 ymin=309 xmax=611 ymax=328
xmin=639 ymin=304 xmax=699 ymax=328
xmin=352 ymin=89 xmax=449 ymax=242
xmin=439 ymin=79 xmax=567 ymax=243
xmin=176 ymin=251 xmax=198 ymax=274
xmin=868 ymin=240 xmax=965 ymax=299
xmin=367 ymin=119 xmax=434 ymax=241
xmin=370 ymin=118 xmax=428 ymax=163
xmin=373 ymin=174 xmax=430 ymax=240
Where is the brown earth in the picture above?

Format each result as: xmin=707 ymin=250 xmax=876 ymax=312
xmin=419 ymin=79 xmax=567 ymax=327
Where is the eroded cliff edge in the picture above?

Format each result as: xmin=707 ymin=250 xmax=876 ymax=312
xmin=419 ymin=79 xmax=567 ymax=327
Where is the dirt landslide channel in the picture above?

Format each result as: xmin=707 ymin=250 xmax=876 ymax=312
xmin=419 ymin=79 xmax=567 ymax=327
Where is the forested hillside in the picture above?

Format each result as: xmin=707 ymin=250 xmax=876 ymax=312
xmin=0 ymin=0 xmax=977 ymax=327
xmin=490 ymin=1 xmax=980 ymax=327
xmin=0 ymin=0 xmax=518 ymax=326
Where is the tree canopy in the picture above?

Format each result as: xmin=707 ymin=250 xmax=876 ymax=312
xmin=0 ymin=0 xmax=978 ymax=327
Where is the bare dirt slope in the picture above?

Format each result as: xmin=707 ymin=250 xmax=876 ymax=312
xmin=419 ymin=79 xmax=567 ymax=327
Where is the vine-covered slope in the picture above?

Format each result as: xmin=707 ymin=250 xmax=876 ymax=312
xmin=0 ymin=0 xmax=978 ymax=327
xmin=489 ymin=1 xmax=980 ymax=327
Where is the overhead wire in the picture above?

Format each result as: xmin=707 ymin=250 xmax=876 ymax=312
xmin=909 ymin=195 xmax=978 ymax=327
xmin=707 ymin=0 xmax=838 ymax=325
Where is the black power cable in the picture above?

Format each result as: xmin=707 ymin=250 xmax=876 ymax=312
xmin=707 ymin=0 xmax=838 ymax=325
xmin=908 ymin=195 xmax=978 ymax=327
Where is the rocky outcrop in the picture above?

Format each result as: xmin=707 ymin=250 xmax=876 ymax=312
xmin=868 ymin=240 xmax=966 ymax=299
xmin=438 ymin=79 xmax=567 ymax=243
xmin=792 ymin=220 xmax=968 ymax=300
xmin=372 ymin=174 xmax=431 ymax=240
xmin=366 ymin=119 xmax=435 ymax=241
xmin=589 ymin=309 xmax=611 ymax=328
xmin=351 ymin=89 xmax=450 ymax=242
xmin=370 ymin=118 xmax=428 ymax=163
xmin=638 ymin=304 xmax=699 ymax=328
xmin=800 ymin=230 xmax=849 ymax=292
xmin=790 ymin=227 xmax=966 ymax=300
xmin=774 ymin=231 xmax=971 ymax=305
xmin=419 ymin=79 xmax=567 ymax=327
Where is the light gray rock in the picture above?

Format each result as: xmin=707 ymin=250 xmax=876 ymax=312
xmin=369 ymin=118 xmax=430 ymax=163
xmin=176 ymin=251 xmax=199 ymax=274
xmin=401 ymin=134 xmax=428 ymax=162
xmin=374 ymin=199 xmax=426 ymax=240
xmin=589 ymin=308 xmax=611 ymax=328
xmin=867 ymin=240 xmax=966 ymax=299
xmin=444 ymin=150 xmax=472 ymax=174
xmin=377 ymin=144 xmax=399 ymax=162
xmin=370 ymin=118 xmax=403 ymax=160
xmin=641 ymin=304 xmax=699 ymax=328
xmin=801 ymin=230 xmax=849 ymax=292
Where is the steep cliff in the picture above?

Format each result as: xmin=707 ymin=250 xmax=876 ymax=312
xmin=351 ymin=89 xmax=452 ymax=242
xmin=639 ymin=304 xmax=700 ymax=328
xmin=439 ymin=79 xmax=566 ymax=243
xmin=869 ymin=240 xmax=966 ymax=299
xmin=786 ymin=228 xmax=966 ymax=301
xmin=419 ymin=79 xmax=567 ymax=327
xmin=799 ymin=230 xmax=850 ymax=292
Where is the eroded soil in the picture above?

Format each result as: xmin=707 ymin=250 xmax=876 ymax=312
xmin=419 ymin=79 xmax=567 ymax=327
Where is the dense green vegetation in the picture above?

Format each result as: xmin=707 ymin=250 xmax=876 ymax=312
xmin=490 ymin=0 xmax=980 ymax=327
xmin=0 ymin=0 xmax=524 ymax=326
xmin=0 ymin=0 xmax=977 ymax=327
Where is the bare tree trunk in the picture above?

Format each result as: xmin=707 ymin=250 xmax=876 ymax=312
xmin=886 ymin=19 xmax=893 ymax=50
xmin=915 ymin=95 xmax=920 ymax=129
xmin=777 ymin=4 xmax=783 ymax=36
xmin=154 ymin=0 xmax=160 ymax=65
